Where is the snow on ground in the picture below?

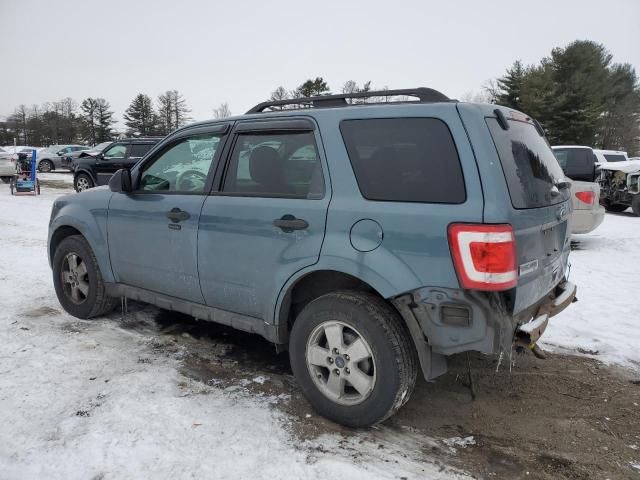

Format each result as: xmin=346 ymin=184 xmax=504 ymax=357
xmin=0 ymin=178 xmax=638 ymax=479
xmin=542 ymin=210 xmax=640 ymax=370
xmin=0 ymin=182 xmax=469 ymax=479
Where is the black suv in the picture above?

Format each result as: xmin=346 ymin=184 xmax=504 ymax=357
xmin=74 ymin=137 xmax=163 ymax=192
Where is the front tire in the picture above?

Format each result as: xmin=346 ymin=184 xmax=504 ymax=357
xmin=74 ymin=173 xmax=94 ymax=192
xmin=289 ymin=291 xmax=418 ymax=427
xmin=52 ymin=235 xmax=116 ymax=319
xmin=39 ymin=160 xmax=53 ymax=172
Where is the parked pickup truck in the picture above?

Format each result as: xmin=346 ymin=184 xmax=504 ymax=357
xmin=73 ymin=137 xmax=162 ymax=192
xmin=48 ymin=88 xmax=577 ymax=427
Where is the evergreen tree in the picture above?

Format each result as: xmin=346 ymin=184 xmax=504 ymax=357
xmin=81 ymin=98 xmax=98 ymax=144
xmin=95 ymin=98 xmax=115 ymax=142
xmin=123 ymin=94 xmax=157 ymax=136
xmin=495 ymin=60 xmax=527 ymax=110
xmin=294 ymin=77 xmax=330 ymax=97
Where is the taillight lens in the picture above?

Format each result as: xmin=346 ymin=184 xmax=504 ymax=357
xmin=575 ymin=191 xmax=594 ymax=205
xmin=448 ymin=224 xmax=517 ymax=291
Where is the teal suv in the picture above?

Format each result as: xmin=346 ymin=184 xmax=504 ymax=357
xmin=48 ymin=88 xmax=577 ymax=427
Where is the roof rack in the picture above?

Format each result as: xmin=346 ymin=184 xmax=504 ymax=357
xmin=246 ymin=87 xmax=451 ymax=113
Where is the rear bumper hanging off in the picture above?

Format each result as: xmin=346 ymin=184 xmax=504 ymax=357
xmin=516 ymin=281 xmax=577 ymax=344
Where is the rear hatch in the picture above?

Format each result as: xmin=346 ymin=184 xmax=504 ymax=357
xmin=483 ymin=110 xmax=572 ymax=314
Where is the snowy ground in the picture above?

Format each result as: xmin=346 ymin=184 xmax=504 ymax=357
xmin=542 ymin=211 xmax=640 ymax=370
xmin=0 ymin=175 xmax=638 ymax=479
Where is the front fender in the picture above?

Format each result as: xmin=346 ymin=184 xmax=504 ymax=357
xmin=48 ymin=192 xmax=113 ymax=282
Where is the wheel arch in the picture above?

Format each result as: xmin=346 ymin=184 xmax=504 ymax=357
xmin=274 ymin=265 xmax=448 ymax=381
xmin=74 ymin=168 xmax=97 ymax=186
xmin=49 ymin=214 xmax=114 ymax=283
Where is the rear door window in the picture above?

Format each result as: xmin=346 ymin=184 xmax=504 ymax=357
xmin=487 ymin=118 xmax=567 ymax=209
xmin=603 ymin=154 xmax=626 ymax=162
xmin=129 ymin=143 xmax=155 ymax=159
xmin=222 ymin=132 xmax=324 ymax=199
xmin=340 ymin=118 xmax=465 ymax=203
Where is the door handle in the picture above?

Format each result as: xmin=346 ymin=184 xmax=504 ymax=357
xmin=273 ymin=215 xmax=308 ymax=232
xmin=167 ymin=208 xmax=190 ymax=223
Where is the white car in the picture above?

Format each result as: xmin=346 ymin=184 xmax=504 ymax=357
xmin=593 ymin=149 xmax=629 ymax=163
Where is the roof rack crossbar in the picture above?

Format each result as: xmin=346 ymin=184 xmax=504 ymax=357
xmin=247 ymin=87 xmax=450 ymax=113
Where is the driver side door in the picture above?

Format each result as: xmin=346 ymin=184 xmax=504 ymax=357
xmin=107 ymin=125 xmax=228 ymax=303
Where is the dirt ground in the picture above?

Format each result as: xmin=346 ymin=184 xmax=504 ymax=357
xmin=101 ymin=303 xmax=640 ymax=480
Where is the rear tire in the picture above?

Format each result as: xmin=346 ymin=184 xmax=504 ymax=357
xmin=289 ymin=290 xmax=418 ymax=427
xmin=74 ymin=173 xmax=94 ymax=192
xmin=52 ymin=235 xmax=116 ymax=319
xmin=39 ymin=160 xmax=53 ymax=172
xmin=632 ymin=196 xmax=640 ymax=217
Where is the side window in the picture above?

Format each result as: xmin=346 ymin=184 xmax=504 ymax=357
xmin=222 ymin=131 xmax=324 ymax=199
xmin=139 ymin=133 xmax=221 ymax=193
xmin=103 ymin=143 xmax=127 ymax=159
xmin=129 ymin=143 xmax=154 ymax=158
xmin=340 ymin=118 xmax=465 ymax=203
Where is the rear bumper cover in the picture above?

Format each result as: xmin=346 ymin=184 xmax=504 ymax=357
xmin=571 ymin=207 xmax=605 ymax=234
xmin=393 ymin=280 xmax=577 ymax=381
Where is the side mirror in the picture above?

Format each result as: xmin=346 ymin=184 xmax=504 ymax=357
xmin=56 ymin=151 xmax=64 ymax=156
xmin=109 ymin=168 xmax=132 ymax=193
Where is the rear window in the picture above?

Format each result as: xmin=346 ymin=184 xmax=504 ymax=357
xmin=552 ymin=148 xmax=596 ymax=182
xmin=340 ymin=118 xmax=465 ymax=203
xmin=603 ymin=154 xmax=626 ymax=162
xmin=487 ymin=118 xmax=567 ymax=209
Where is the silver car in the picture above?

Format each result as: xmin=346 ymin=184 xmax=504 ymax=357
xmin=552 ymin=146 xmax=605 ymax=234
xmin=0 ymin=147 xmax=16 ymax=179
xmin=37 ymin=145 xmax=91 ymax=172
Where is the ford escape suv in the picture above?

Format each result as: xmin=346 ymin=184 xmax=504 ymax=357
xmin=48 ymin=88 xmax=577 ymax=427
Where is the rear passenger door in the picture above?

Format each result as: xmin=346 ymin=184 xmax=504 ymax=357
xmin=198 ymin=118 xmax=329 ymax=321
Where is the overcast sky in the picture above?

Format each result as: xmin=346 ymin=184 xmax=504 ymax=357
xmin=1 ymin=0 xmax=638 ymax=127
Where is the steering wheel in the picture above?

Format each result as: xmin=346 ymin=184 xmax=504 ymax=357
xmin=175 ymin=169 xmax=207 ymax=191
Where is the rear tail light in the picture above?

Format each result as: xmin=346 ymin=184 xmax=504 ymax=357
xmin=448 ymin=224 xmax=517 ymax=291
xmin=575 ymin=191 xmax=594 ymax=205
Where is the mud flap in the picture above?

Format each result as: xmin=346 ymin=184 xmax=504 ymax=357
xmin=393 ymin=296 xmax=448 ymax=381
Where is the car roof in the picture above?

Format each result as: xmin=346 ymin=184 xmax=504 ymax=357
xmin=593 ymin=149 xmax=628 ymax=155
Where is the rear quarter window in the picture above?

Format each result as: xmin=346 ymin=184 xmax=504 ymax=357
xmin=340 ymin=118 xmax=466 ymax=203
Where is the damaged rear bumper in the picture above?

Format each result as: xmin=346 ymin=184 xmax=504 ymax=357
xmin=516 ymin=281 xmax=577 ymax=345
xmin=392 ymin=280 xmax=577 ymax=381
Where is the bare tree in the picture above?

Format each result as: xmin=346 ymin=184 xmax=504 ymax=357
xmin=212 ymin=102 xmax=232 ymax=119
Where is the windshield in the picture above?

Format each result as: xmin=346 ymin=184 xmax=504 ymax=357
xmin=487 ymin=118 xmax=568 ymax=209
xmin=93 ymin=142 xmax=112 ymax=151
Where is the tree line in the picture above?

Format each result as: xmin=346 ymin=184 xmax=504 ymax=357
xmin=3 ymin=40 xmax=638 ymax=154
xmin=0 ymin=90 xmax=192 ymax=147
